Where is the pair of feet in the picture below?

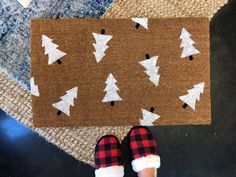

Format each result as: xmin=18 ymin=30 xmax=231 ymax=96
xmin=94 ymin=126 xmax=161 ymax=177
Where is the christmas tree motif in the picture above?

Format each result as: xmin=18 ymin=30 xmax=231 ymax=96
xmin=180 ymin=28 xmax=200 ymax=60
xmin=131 ymin=18 xmax=148 ymax=29
xmin=139 ymin=108 xmax=160 ymax=126
xmin=30 ymin=77 xmax=39 ymax=97
xmin=42 ymin=35 xmax=67 ymax=65
xmin=139 ymin=54 xmax=160 ymax=87
xmin=102 ymin=73 xmax=122 ymax=106
xmin=179 ymin=82 xmax=205 ymax=110
xmin=52 ymin=87 xmax=78 ymax=116
xmin=92 ymin=29 xmax=113 ymax=63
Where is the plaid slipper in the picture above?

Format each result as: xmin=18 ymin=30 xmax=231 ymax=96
xmin=128 ymin=126 xmax=161 ymax=172
xmin=94 ymin=135 xmax=124 ymax=177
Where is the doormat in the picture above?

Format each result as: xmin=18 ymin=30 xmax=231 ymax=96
xmin=31 ymin=18 xmax=211 ymax=127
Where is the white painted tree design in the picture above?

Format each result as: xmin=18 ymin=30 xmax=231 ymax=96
xmin=52 ymin=87 xmax=78 ymax=116
xmin=179 ymin=82 xmax=205 ymax=110
xmin=139 ymin=108 xmax=160 ymax=126
xmin=42 ymin=35 xmax=67 ymax=65
xmin=93 ymin=29 xmax=112 ymax=63
xmin=139 ymin=54 xmax=160 ymax=86
xmin=102 ymin=73 xmax=122 ymax=106
xmin=180 ymin=28 xmax=200 ymax=60
xmin=30 ymin=77 xmax=39 ymax=97
xmin=17 ymin=0 xmax=32 ymax=8
xmin=131 ymin=18 xmax=148 ymax=29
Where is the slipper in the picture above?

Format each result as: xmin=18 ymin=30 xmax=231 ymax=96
xmin=128 ymin=126 xmax=161 ymax=172
xmin=94 ymin=135 xmax=124 ymax=177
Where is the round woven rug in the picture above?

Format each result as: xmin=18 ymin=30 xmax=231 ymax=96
xmin=0 ymin=70 xmax=131 ymax=165
xmin=103 ymin=0 xmax=228 ymax=19
xmin=0 ymin=0 xmax=228 ymax=166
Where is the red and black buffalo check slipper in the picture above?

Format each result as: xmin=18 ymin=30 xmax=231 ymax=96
xmin=128 ymin=126 xmax=161 ymax=173
xmin=94 ymin=135 xmax=124 ymax=177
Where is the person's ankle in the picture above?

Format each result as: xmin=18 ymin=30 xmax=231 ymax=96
xmin=138 ymin=168 xmax=157 ymax=177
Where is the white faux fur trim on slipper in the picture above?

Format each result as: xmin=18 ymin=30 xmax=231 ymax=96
xmin=131 ymin=154 xmax=161 ymax=172
xmin=95 ymin=165 xmax=124 ymax=177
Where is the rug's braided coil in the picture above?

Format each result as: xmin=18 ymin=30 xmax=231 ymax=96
xmin=0 ymin=71 xmax=131 ymax=166
xmin=103 ymin=0 xmax=228 ymax=19
xmin=0 ymin=0 xmax=228 ymax=166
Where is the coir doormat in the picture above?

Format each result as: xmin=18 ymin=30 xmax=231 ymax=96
xmin=31 ymin=18 xmax=211 ymax=127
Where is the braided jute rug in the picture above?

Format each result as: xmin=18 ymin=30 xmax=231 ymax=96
xmin=103 ymin=0 xmax=228 ymax=19
xmin=0 ymin=0 xmax=228 ymax=166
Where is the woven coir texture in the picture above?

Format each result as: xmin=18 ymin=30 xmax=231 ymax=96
xmin=103 ymin=0 xmax=228 ymax=19
xmin=31 ymin=18 xmax=211 ymax=127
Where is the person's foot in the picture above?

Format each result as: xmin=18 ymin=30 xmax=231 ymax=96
xmin=94 ymin=135 xmax=124 ymax=177
xmin=128 ymin=126 xmax=161 ymax=175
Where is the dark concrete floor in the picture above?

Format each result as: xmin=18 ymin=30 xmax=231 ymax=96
xmin=1 ymin=1 xmax=236 ymax=177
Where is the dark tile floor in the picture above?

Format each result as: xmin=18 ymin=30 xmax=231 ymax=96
xmin=1 ymin=0 xmax=236 ymax=177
